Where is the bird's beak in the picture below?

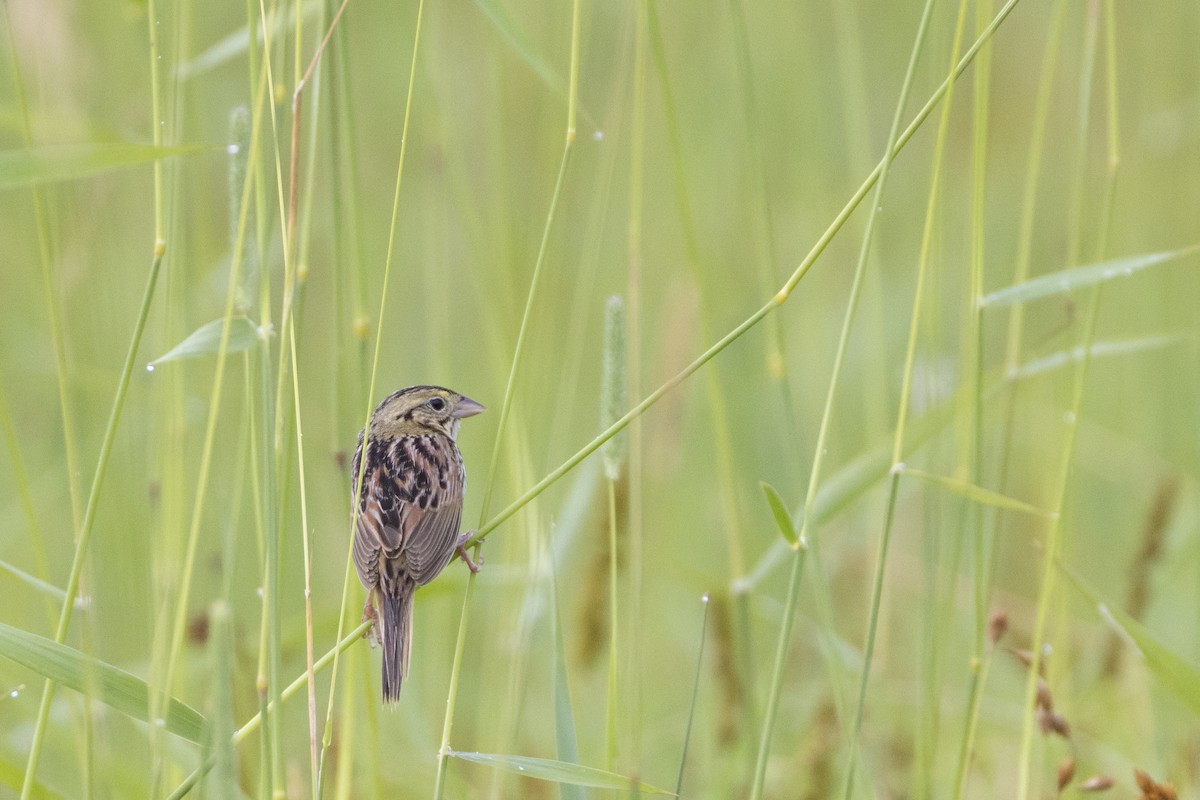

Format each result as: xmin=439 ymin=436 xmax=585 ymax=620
xmin=452 ymin=396 xmax=486 ymax=418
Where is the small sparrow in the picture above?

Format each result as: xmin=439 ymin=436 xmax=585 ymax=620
xmin=350 ymin=385 xmax=485 ymax=704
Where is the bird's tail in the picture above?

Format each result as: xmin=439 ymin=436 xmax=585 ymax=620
xmin=380 ymin=582 xmax=415 ymax=705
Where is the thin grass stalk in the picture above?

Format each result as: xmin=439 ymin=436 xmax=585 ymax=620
xmin=256 ymin=342 xmax=281 ymax=800
xmin=790 ymin=2 xmax=875 ymax=762
xmin=433 ymin=0 xmax=582 ymax=795
xmin=18 ymin=0 xmax=175 ymax=789
xmin=280 ymin=4 xmax=349 ymax=794
xmin=318 ymin=1 xmax=429 ymax=790
xmin=326 ymin=0 xmax=369 ymax=433
xmin=206 ymin=601 xmax=237 ymax=799
xmin=1063 ymin=1 xmax=1101 ymax=272
xmin=605 ymin=479 xmax=620 ymax=773
xmin=952 ymin=0 xmax=997 ymax=793
xmin=842 ymin=2 xmax=972 ymax=797
xmin=1003 ymin=0 xmax=1068 ymax=374
xmin=965 ymin=3 xmax=1067 ymax=789
xmin=286 ymin=320 xmax=319 ymax=797
xmin=319 ymin=519 xmax=363 ymax=790
xmin=1012 ymin=304 xmax=1102 ymax=797
xmin=831 ymin=2 xmax=892 ymax=440
xmin=471 ymin=0 xmax=1025 ymax=550
xmin=252 ymin=4 xmax=291 ymax=792
xmin=238 ymin=6 xmax=283 ymax=793
xmin=318 ymin=5 xmax=371 ymax=784
xmin=330 ymin=644 xmax=360 ymax=800
xmin=1014 ymin=1 xmax=1111 ymax=795
xmin=674 ymin=595 xmax=711 ymax=797
xmin=747 ymin=0 xmax=939 ymax=794
xmin=626 ymin=0 xmax=647 ymax=773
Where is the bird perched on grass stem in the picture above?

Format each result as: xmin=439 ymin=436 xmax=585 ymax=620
xmin=351 ymin=385 xmax=485 ymax=704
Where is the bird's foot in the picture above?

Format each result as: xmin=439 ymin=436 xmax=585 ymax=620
xmin=361 ymin=595 xmax=380 ymax=648
xmin=455 ymin=531 xmax=483 ymax=574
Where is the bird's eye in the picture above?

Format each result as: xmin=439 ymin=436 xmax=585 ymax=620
xmin=428 ymin=397 xmax=447 ymax=412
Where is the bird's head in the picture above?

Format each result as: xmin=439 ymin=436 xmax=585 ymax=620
xmin=369 ymin=385 xmax=485 ymax=441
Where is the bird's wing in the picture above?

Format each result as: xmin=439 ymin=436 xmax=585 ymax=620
xmin=392 ymin=435 xmax=465 ymax=585
xmin=353 ymin=435 xmax=464 ymax=591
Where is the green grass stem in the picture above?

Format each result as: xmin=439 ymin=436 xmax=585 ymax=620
xmin=432 ymin=1 xmax=582 ymax=795
xmin=842 ymin=1 xmax=972 ymax=796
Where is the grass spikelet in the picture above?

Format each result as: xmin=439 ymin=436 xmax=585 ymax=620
xmin=601 ymin=295 xmax=628 ymax=481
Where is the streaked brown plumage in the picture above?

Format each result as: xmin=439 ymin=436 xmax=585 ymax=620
xmin=351 ymin=385 xmax=484 ymax=704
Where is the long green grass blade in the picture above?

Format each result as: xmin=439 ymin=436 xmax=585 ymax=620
xmin=0 ymin=623 xmax=209 ymax=743
xmin=148 ymin=317 xmax=261 ymax=368
xmin=1062 ymin=566 xmax=1200 ymax=716
xmin=900 ymin=468 xmax=1056 ymax=518
xmin=980 ymin=244 xmax=1200 ymax=308
xmin=1011 ymin=333 xmax=1193 ymax=379
xmin=0 ymin=143 xmax=209 ymax=189
xmin=446 ymin=751 xmax=672 ymax=795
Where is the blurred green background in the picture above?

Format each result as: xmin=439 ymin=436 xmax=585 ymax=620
xmin=1 ymin=0 xmax=1198 ymax=797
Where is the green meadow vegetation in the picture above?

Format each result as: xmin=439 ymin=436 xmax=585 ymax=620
xmin=1 ymin=0 xmax=1198 ymax=797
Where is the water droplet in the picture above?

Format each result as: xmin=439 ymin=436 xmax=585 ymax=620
xmin=227 ymin=143 xmax=240 ymax=155
xmin=593 ymin=130 xmax=604 ymax=141
xmin=146 ymin=363 xmax=155 ymax=372
xmin=1063 ymin=411 xmax=1076 ymax=424
xmin=256 ymin=587 xmax=264 ymax=598
xmin=10 ymin=689 xmax=19 ymax=698
xmin=701 ymin=593 xmax=710 ymax=603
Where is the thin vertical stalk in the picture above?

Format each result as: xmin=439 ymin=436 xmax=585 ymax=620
xmin=287 ymin=319 xmax=319 ymax=798
xmin=318 ymin=0 xmax=428 ymax=794
xmin=842 ymin=2 xmax=971 ymax=797
xmin=747 ymin=0 xmax=938 ymax=795
xmin=1014 ymin=1 xmax=1113 ymax=795
xmin=952 ymin=0 xmax=997 ymax=792
xmin=605 ymin=478 xmax=620 ymax=771
xmin=433 ymin=1 xmax=582 ymax=794
xmin=276 ymin=2 xmax=349 ymax=794
xmin=1003 ymin=0 xmax=1069 ymax=374
xmin=626 ymin=0 xmax=648 ymax=773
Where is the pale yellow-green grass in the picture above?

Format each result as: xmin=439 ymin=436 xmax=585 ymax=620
xmin=1 ymin=1 xmax=1198 ymax=798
